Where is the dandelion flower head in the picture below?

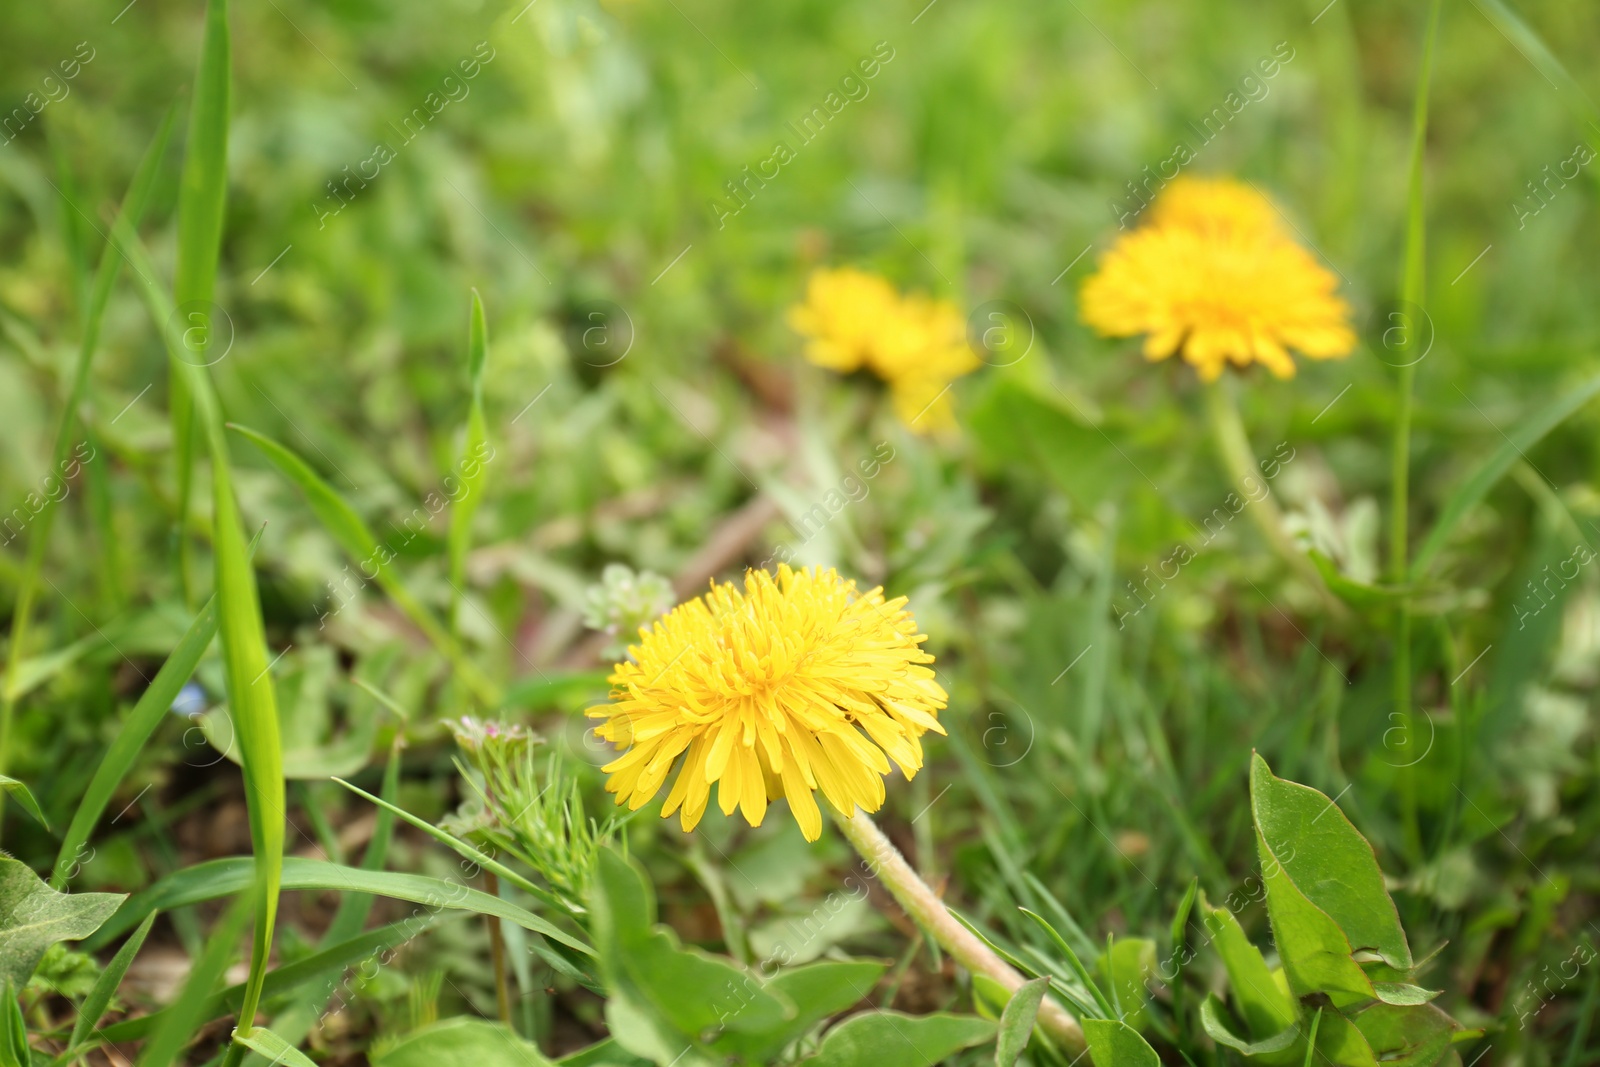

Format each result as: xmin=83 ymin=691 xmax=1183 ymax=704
xmin=1080 ymin=177 xmax=1356 ymax=382
xmin=586 ymin=565 xmax=948 ymax=842
xmin=789 ymin=267 xmax=978 ymax=433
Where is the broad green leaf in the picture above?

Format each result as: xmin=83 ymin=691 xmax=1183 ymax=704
xmin=229 ymin=424 xmax=498 ymax=706
xmin=135 ymin=893 xmax=250 ymax=1067
xmin=1198 ymin=996 xmax=1300 ymax=1059
xmin=995 ymin=976 xmax=1050 ymax=1067
xmin=232 ymin=1028 xmax=319 ymax=1067
xmin=67 ymin=911 xmax=156 ymax=1053
xmin=1080 ymin=1018 xmax=1160 ymax=1067
xmin=373 ymin=1017 xmax=556 ymax=1067
xmin=554 ymin=1037 xmax=653 ymax=1066
xmin=90 ymin=856 xmax=592 ymax=965
xmin=1095 ymin=937 xmax=1156 ymax=1031
xmin=1350 ymin=1002 xmax=1459 ymax=1067
xmin=1411 ymin=372 xmax=1600 ymax=577
xmin=590 ymin=850 xmax=789 ymax=1038
xmin=0 ymin=857 xmax=124 ymax=989
xmin=715 ymin=959 xmax=887 ymax=1062
xmin=1310 ymin=1010 xmax=1380 ymax=1067
xmin=0 ymin=779 xmax=45 ymax=830
xmin=1202 ymin=906 xmax=1298 ymax=1042
xmin=1251 ymin=754 xmax=1410 ymax=969
xmin=805 ymin=1010 xmax=996 ymax=1067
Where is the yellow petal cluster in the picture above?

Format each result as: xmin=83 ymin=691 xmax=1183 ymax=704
xmin=788 ymin=267 xmax=978 ymax=433
xmin=586 ymin=565 xmax=948 ymax=842
xmin=1080 ymin=177 xmax=1356 ymax=381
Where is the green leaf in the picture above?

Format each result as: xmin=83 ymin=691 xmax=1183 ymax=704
xmin=1251 ymin=754 xmax=1408 ymax=1004
xmin=67 ymin=911 xmax=157 ymax=1053
xmin=1096 ymin=937 xmax=1156 ymax=1031
xmin=374 ymin=1017 xmax=556 ymax=1067
xmin=1019 ymin=908 xmax=1116 ymax=1018
xmin=590 ymin=850 xmax=789 ymax=1038
xmin=1202 ymin=906 xmax=1298 ymax=1041
xmin=1198 ymin=995 xmax=1301 ymax=1059
xmin=1350 ymin=1002 xmax=1459 ymax=1067
xmin=995 ymin=976 xmax=1050 ymax=1067
xmin=1372 ymin=982 xmax=1443 ymax=1006
xmin=1080 ymin=1018 xmax=1160 ymax=1067
xmin=0 ymin=857 xmax=124 ymax=989
xmin=1411 ymin=372 xmax=1600 ymax=577
xmin=715 ymin=960 xmax=887 ymax=1062
xmin=232 ymin=1028 xmax=320 ymax=1067
xmin=0 ymin=779 xmax=45 ymax=830
xmin=805 ymin=1010 xmax=996 ymax=1067
xmin=555 ymin=1037 xmax=653 ymax=1066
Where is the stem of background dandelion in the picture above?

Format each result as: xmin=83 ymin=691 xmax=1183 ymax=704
xmin=1201 ymin=379 xmax=1342 ymax=615
xmin=1390 ymin=0 xmax=1443 ymax=862
xmin=831 ymin=806 xmax=1085 ymax=1053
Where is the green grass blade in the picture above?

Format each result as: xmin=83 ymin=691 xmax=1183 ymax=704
xmin=1410 ymin=371 xmax=1600 ymax=577
xmin=448 ymin=291 xmax=492 ymax=651
xmin=0 ymin=777 xmax=46 ymax=829
xmin=169 ymin=0 xmax=233 ymax=605
xmin=0 ymin=105 xmax=176 ymax=829
xmin=65 ymin=911 xmax=158 ymax=1058
xmin=134 ymin=892 xmax=251 ymax=1067
xmin=1019 ymin=909 xmax=1116 ymax=1020
xmin=92 ymin=856 xmax=595 ymax=963
xmin=228 ymin=423 xmax=499 ymax=705
xmin=1468 ymin=0 xmax=1600 ymax=129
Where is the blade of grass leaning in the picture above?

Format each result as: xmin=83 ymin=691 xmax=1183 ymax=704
xmin=61 ymin=911 xmax=158 ymax=1062
xmin=90 ymin=855 xmax=595 ymax=982
xmin=1410 ymin=371 xmax=1600 ymax=577
xmin=0 ymin=105 xmax=176 ymax=834
xmin=53 ymin=527 xmax=261 ymax=889
xmin=232 ymin=1028 xmax=321 ymax=1067
xmin=135 ymin=892 xmax=251 ymax=1067
xmin=448 ymin=291 xmax=492 ymax=655
xmin=169 ymin=0 xmax=233 ymax=606
xmin=227 ymin=424 xmax=500 ymax=706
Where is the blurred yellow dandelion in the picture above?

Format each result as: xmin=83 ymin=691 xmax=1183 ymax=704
xmin=1080 ymin=177 xmax=1355 ymax=381
xmin=586 ymin=564 xmax=948 ymax=842
xmin=789 ymin=267 xmax=978 ymax=432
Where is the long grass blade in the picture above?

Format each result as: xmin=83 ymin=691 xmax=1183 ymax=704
xmin=448 ymin=291 xmax=492 ymax=662
xmin=0 ymin=105 xmax=176 ymax=832
xmin=134 ymin=892 xmax=251 ymax=1067
xmin=64 ymin=911 xmax=158 ymax=1060
xmin=168 ymin=0 xmax=233 ymax=605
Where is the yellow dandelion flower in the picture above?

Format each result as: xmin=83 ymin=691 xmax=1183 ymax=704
xmin=586 ymin=565 xmax=948 ymax=842
xmin=789 ymin=267 xmax=978 ymax=433
xmin=1080 ymin=177 xmax=1355 ymax=382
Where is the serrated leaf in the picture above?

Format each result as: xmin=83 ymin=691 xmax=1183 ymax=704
xmin=995 ymin=976 xmax=1050 ymax=1067
xmin=805 ymin=1010 xmax=996 ymax=1067
xmin=0 ymin=857 xmax=124 ymax=989
xmin=373 ymin=1017 xmax=556 ymax=1067
xmin=1081 ymin=1018 xmax=1160 ymax=1067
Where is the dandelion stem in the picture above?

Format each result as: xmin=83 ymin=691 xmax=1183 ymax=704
xmin=1201 ymin=380 xmax=1341 ymax=613
xmin=831 ymin=806 xmax=1085 ymax=1053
